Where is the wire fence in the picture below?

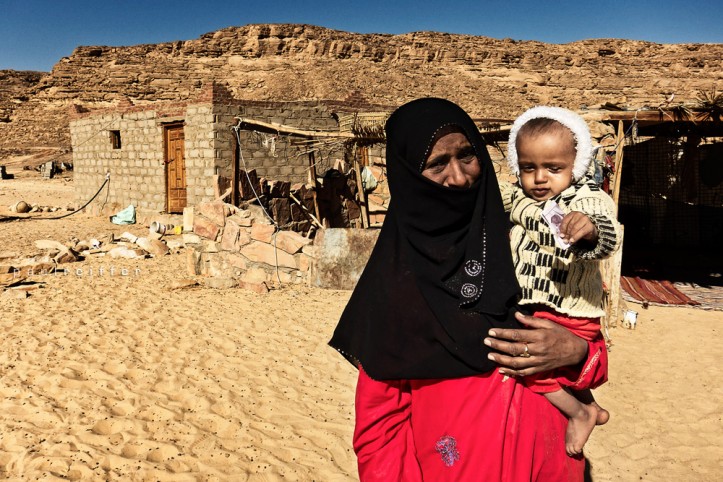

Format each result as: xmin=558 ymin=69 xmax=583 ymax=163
xmin=618 ymin=135 xmax=723 ymax=250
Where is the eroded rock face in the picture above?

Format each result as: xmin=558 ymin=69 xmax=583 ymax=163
xmin=1 ymin=24 xmax=721 ymax=157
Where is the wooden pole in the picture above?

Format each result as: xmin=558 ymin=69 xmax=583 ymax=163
xmin=354 ymin=147 xmax=370 ymax=228
xmin=602 ymin=225 xmax=624 ymax=346
xmin=231 ymin=130 xmax=240 ymax=206
xmin=235 ymin=116 xmax=383 ymax=141
xmin=290 ymin=193 xmax=323 ymax=229
xmin=308 ymin=151 xmax=323 ymax=227
xmin=611 ymin=120 xmax=625 ymax=215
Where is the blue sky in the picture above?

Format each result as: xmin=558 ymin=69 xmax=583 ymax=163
xmin=1 ymin=0 xmax=721 ymax=71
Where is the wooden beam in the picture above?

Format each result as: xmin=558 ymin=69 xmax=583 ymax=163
xmin=602 ymin=225 xmax=624 ymax=346
xmin=308 ymin=151 xmax=323 ymax=227
xmin=611 ymin=120 xmax=625 ymax=215
xmin=354 ymin=147 xmax=370 ymax=229
xmin=231 ymin=129 xmax=240 ymax=206
xmin=604 ymin=109 xmax=713 ymax=123
xmin=235 ymin=117 xmax=378 ymax=140
xmin=289 ymin=193 xmax=323 ymax=229
xmin=214 ymin=187 xmax=232 ymax=202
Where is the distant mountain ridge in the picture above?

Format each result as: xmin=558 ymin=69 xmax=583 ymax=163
xmin=1 ymin=23 xmax=721 ymax=159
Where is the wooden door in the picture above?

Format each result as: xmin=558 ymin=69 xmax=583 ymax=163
xmin=164 ymin=125 xmax=187 ymax=213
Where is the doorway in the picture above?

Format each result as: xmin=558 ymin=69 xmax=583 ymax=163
xmin=164 ymin=123 xmax=187 ymax=213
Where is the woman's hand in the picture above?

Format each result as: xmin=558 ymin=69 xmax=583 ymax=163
xmin=483 ymin=312 xmax=588 ymax=377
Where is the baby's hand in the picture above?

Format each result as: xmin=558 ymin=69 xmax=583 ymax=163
xmin=559 ymin=211 xmax=597 ymax=244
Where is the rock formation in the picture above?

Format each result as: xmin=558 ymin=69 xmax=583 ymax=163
xmin=1 ymin=24 xmax=721 ymax=160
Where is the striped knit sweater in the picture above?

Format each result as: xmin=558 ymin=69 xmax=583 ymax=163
xmin=500 ymin=179 xmax=622 ymax=318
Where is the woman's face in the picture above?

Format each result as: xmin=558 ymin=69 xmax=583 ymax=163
xmin=421 ymin=132 xmax=481 ymax=188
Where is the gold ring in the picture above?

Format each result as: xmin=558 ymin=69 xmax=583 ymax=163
xmin=519 ymin=343 xmax=531 ymax=358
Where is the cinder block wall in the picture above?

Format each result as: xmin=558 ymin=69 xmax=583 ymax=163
xmin=184 ymin=104 xmax=218 ymax=206
xmin=71 ymin=88 xmax=380 ymax=215
xmin=70 ymin=110 xmax=167 ymax=211
xmin=214 ymin=101 xmax=343 ymax=184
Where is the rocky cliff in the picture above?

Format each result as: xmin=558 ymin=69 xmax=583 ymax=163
xmin=1 ymin=24 xmax=721 ymax=158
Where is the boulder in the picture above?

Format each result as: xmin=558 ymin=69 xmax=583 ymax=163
xmin=35 ymin=239 xmax=67 ymax=251
xmin=250 ymin=224 xmax=276 ymax=244
xmin=196 ymin=201 xmax=226 ymax=227
xmin=275 ymin=230 xmax=312 ymax=254
xmin=241 ymin=241 xmax=296 ymax=269
xmin=136 ymin=238 xmax=169 ymax=257
xmin=193 ymin=216 xmax=221 ymax=241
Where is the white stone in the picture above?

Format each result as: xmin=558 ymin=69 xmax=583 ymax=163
xmin=34 ymin=239 xmax=67 ymax=251
xmin=183 ymin=207 xmax=194 ymax=232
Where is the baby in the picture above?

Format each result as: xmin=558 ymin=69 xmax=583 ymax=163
xmin=501 ymin=106 xmax=621 ymax=455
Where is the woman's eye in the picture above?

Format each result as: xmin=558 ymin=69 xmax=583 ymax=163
xmin=458 ymin=148 xmax=476 ymax=160
xmin=425 ymin=162 xmax=445 ymax=173
xmin=461 ymin=154 xmax=477 ymax=164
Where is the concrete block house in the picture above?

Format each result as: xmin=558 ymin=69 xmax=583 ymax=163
xmin=70 ymin=83 xmax=389 ymax=217
xmin=69 ymin=83 xmax=393 ymax=288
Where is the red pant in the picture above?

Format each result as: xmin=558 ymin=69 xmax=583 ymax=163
xmin=523 ymin=308 xmax=603 ymax=394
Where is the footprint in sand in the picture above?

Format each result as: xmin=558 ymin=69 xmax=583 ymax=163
xmin=146 ymin=444 xmax=180 ymax=464
xmin=91 ymin=417 xmax=134 ymax=435
xmin=108 ymin=401 xmax=136 ymax=417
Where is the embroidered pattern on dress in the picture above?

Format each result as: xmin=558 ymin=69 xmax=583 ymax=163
xmin=459 ymin=223 xmax=487 ymax=306
xmin=572 ymin=347 xmax=601 ymax=388
xmin=464 ymin=259 xmax=482 ymax=277
xmin=435 ymin=435 xmax=460 ymax=467
xmin=461 ymin=283 xmax=478 ymax=298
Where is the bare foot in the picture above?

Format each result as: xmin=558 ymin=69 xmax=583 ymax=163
xmin=591 ymin=401 xmax=610 ymax=426
xmin=571 ymin=390 xmax=610 ymax=426
xmin=566 ymin=403 xmax=599 ymax=456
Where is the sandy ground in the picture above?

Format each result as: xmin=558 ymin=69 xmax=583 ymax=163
xmin=0 ymin=173 xmax=721 ymax=481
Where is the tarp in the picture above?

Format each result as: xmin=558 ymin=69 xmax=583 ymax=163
xmin=111 ymin=205 xmax=136 ymax=225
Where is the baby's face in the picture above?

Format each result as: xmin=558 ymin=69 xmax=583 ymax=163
xmin=516 ymin=130 xmax=575 ymax=202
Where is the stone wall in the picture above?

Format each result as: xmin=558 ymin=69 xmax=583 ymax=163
xmin=186 ymin=201 xmax=314 ymax=286
xmin=185 ymin=200 xmax=387 ymax=291
xmin=71 ymin=109 xmax=168 ymax=211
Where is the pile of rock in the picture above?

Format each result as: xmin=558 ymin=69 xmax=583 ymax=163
xmin=239 ymin=169 xmax=319 ymax=235
xmin=186 ymin=200 xmax=315 ymax=290
xmin=0 ymin=233 xmax=175 ymax=297
xmin=9 ymin=200 xmax=74 ymax=214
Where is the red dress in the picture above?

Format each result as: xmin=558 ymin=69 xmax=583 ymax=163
xmin=353 ymin=336 xmax=607 ymax=481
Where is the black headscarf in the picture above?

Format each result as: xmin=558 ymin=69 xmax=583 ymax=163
xmin=329 ymin=98 xmax=521 ymax=380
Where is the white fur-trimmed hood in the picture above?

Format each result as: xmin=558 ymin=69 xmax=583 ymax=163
xmin=507 ymin=106 xmax=593 ymax=181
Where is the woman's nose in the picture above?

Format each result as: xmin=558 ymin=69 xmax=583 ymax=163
xmin=445 ymin=161 xmax=469 ymax=188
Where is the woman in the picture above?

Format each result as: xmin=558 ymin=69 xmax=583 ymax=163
xmin=329 ymin=98 xmax=607 ymax=481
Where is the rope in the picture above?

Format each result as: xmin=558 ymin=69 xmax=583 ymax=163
xmin=232 ymin=123 xmax=282 ymax=284
xmin=10 ymin=172 xmax=110 ymax=221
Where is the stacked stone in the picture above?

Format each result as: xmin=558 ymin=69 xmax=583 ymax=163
xmin=187 ymin=200 xmax=315 ymax=286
